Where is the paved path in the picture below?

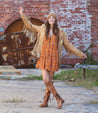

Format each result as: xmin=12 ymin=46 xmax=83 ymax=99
xmin=0 ymin=79 xmax=98 ymax=113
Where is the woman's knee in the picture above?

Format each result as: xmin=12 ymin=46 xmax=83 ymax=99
xmin=41 ymin=70 xmax=50 ymax=84
xmin=42 ymin=75 xmax=50 ymax=83
xmin=44 ymin=78 xmax=50 ymax=84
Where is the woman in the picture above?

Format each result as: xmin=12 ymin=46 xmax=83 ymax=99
xmin=19 ymin=7 xmax=87 ymax=109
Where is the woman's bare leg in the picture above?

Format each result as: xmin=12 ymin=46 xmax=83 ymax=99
xmin=40 ymin=70 xmax=54 ymax=107
xmin=40 ymin=70 xmax=64 ymax=109
xmin=39 ymin=70 xmax=50 ymax=107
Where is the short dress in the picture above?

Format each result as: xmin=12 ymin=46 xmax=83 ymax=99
xmin=36 ymin=35 xmax=59 ymax=72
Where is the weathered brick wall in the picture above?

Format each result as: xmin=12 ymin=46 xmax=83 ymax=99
xmin=0 ymin=0 xmax=49 ymax=34
xmin=87 ymin=0 xmax=98 ymax=61
xmin=0 ymin=0 xmax=98 ymax=65
xmin=50 ymin=0 xmax=98 ymax=64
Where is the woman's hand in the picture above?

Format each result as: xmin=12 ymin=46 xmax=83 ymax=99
xmin=82 ymin=54 xmax=87 ymax=59
xmin=18 ymin=6 xmax=24 ymax=15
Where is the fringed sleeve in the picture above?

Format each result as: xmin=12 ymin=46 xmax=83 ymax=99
xmin=20 ymin=13 xmax=40 ymax=43
xmin=20 ymin=13 xmax=39 ymax=32
xmin=63 ymin=32 xmax=84 ymax=58
xmin=23 ymin=26 xmax=38 ymax=43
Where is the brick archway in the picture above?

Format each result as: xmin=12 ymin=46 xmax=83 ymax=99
xmin=4 ymin=18 xmax=43 ymax=34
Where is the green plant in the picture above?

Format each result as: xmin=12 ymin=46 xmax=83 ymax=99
xmin=84 ymin=52 xmax=98 ymax=65
xmin=81 ymin=43 xmax=98 ymax=65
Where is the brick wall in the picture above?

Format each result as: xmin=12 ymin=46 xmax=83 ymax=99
xmin=0 ymin=0 xmax=50 ymax=34
xmin=0 ymin=0 xmax=98 ymax=65
xmin=87 ymin=0 xmax=98 ymax=61
xmin=50 ymin=0 xmax=98 ymax=65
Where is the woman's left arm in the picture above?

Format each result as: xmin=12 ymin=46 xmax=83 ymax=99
xmin=63 ymin=32 xmax=87 ymax=59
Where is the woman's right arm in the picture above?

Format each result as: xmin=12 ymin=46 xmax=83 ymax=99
xmin=19 ymin=6 xmax=39 ymax=32
xmin=63 ymin=31 xmax=87 ymax=59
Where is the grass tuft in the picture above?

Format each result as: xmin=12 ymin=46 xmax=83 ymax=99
xmin=22 ymin=74 xmax=43 ymax=80
xmin=3 ymin=98 xmax=24 ymax=103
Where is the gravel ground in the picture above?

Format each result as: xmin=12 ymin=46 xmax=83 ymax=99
xmin=0 ymin=68 xmax=98 ymax=113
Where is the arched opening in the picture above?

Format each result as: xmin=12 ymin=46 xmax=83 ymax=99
xmin=5 ymin=18 xmax=43 ymax=33
xmin=0 ymin=18 xmax=43 ymax=68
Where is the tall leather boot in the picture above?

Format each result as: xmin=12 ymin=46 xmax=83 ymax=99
xmin=45 ymin=81 xmax=64 ymax=109
xmin=39 ymin=87 xmax=50 ymax=107
xmin=39 ymin=82 xmax=54 ymax=107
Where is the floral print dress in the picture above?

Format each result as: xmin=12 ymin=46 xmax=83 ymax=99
xmin=36 ymin=35 xmax=59 ymax=72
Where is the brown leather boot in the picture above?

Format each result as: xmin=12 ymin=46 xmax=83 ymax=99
xmin=39 ymin=87 xmax=50 ymax=107
xmin=39 ymin=82 xmax=54 ymax=107
xmin=45 ymin=81 xmax=64 ymax=109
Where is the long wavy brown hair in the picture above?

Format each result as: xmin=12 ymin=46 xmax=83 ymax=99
xmin=45 ymin=19 xmax=59 ymax=42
